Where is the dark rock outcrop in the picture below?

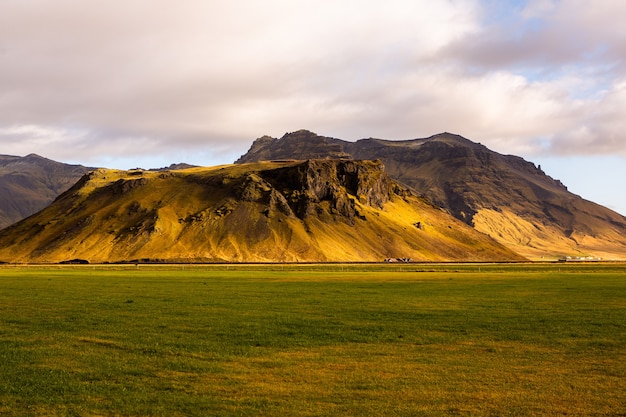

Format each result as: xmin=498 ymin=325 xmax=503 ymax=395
xmin=234 ymin=159 xmax=394 ymax=223
xmin=237 ymin=130 xmax=351 ymax=162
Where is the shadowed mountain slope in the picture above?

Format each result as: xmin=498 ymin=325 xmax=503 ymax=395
xmin=236 ymin=130 xmax=626 ymax=260
xmin=0 ymin=154 xmax=94 ymax=230
xmin=0 ymin=160 xmax=522 ymax=263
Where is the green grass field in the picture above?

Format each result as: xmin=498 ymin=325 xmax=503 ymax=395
xmin=0 ymin=264 xmax=624 ymax=416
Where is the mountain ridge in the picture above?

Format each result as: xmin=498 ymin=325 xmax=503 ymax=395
xmin=236 ymin=130 xmax=626 ymax=260
xmin=2 ymin=129 xmax=625 ymax=262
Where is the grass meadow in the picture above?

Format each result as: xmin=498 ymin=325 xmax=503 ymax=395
xmin=0 ymin=263 xmax=624 ymax=416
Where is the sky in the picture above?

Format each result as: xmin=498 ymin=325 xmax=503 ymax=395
xmin=2 ymin=0 xmax=626 ymax=214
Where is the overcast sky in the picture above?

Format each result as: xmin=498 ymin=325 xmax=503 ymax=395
xmin=2 ymin=0 xmax=626 ymax=214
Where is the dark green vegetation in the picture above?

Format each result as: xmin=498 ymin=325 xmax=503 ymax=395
xmin=1 ymin=264 xmax=624 ymax=416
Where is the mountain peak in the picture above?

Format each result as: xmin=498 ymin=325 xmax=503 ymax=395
xmin=279 ymin=129 xmax=319 ymax=139
xmin=236 ymin=130 xmax=350 ymax=163
xmin=425 ymin=132 xmax=484 ymax=147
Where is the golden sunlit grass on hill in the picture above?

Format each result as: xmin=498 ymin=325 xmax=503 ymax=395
xmin=0 ymin=160 xmax=522 ymax=263
xmin=473 ymin=208 xmax=584 ymax=260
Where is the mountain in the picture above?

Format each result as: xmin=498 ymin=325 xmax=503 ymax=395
xmin=0 ymin=160 xmax=522 ymax=263
xmin=150 ymin=163 xmax=198 ymax=171
xmin=236 ymin=130 xmax=626 ymax=260
xmin=0 ymin=154 xmax=94 ymax=230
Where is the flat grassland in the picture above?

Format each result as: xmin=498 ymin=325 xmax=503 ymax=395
xmin=0 ymin=264 xmax=624 ymax=416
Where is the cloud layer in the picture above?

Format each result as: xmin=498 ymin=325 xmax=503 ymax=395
xmin=1 ymin=0 xmax=626 ymax=166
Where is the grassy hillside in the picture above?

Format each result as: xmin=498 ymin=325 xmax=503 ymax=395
xmin=0 ymin=161 xmax=522 ymax=263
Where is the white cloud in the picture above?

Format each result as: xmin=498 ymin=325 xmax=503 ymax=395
xmin=521 ymin=0 xmax=556 ymax=19
xmin=0 ymin=0 xmax=625 ymax=167
xmin=547 ymin=79 xmax=626 ymax=155
xmin=0 ymin=125 xmax=87 ymax=153
xmin=0 ymin=0 xmax=486 ymax=164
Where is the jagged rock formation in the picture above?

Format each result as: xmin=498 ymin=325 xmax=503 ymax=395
xmin=241 ymin=133 xmax=351 ymax=161
xmin=150 ymin=163 xmax=198 ymax=171
xmin=0 ymin=160 xmax=522 ymax=263
xmin=237 ymin=130 xmax=626 ymax=260
xmin=0 ymin=154 xmax=94 ymax=230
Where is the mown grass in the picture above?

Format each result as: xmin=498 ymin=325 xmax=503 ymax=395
xmin=0 ymin=264 xmax=624 ymax=416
